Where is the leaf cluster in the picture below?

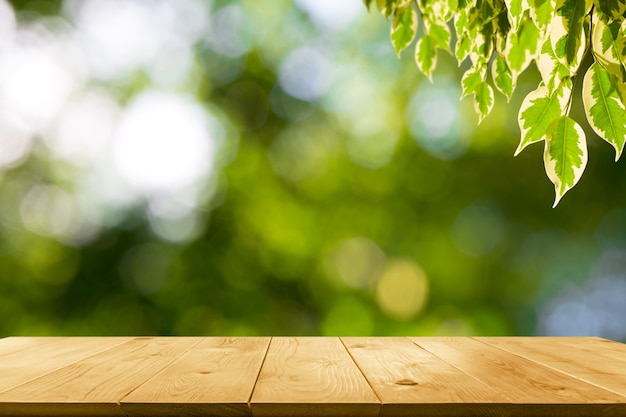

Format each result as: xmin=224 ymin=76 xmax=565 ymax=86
xmin=366 ymin=0 xmax=626 ymax=206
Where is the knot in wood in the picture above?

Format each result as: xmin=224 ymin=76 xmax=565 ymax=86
xmin=395 ymin=379 xmax=418 ymax=386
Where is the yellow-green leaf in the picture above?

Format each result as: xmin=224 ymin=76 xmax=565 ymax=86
xmin=505 ymin=17 xmax=541 ymax=76
xmin=528 ymin=0 xmax=556 ymax=30
xmin=391 ymin=6 xmax=419 ymax=56
xmin=544 ymin=115 xmax=587 ymax=207
xmin=582 ymin=62 xmax=626 ymax=160
xmin=425 ymin=18 xmax=452 ymax=52
xmin=376 ymin=0 xmax=396 ymax=17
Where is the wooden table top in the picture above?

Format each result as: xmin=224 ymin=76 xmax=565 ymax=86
xmin=0 ymin=336 xmax=625 ymax=416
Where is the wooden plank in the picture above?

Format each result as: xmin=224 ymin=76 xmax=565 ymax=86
xmin=343 ymin=337 xmax=511 ymax=417
xmin=0 ymin=337 xmax=200 ymax=416
xmin=121 ymin=337 xmax=270 ymax=417
xmin=0 ymin=337 xmax=65 ymax=358
xmin=411 ymin=337 xmax=626 ymax=417
xmin=250 ymin=337 xmax=380 ymax=417
xmin=477 ymin=337 xmax=626 ymax=398
xmin=0 ymin=337 xmax=131 ymax=394
xmin=523 ymin=337 xmax=626 ymax=361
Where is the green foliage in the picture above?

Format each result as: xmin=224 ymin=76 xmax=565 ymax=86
xmin=367 ymin=0 xmax=626 ymax=206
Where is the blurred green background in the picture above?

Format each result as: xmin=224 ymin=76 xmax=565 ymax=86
xmin=1 ymin=0 xmax=625 ymax=341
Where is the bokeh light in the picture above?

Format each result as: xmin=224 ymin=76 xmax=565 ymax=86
xmin=112 ymin=91 xmax=215 ymax=193
xmin=376 ymin=260 xmax=429 ymax=321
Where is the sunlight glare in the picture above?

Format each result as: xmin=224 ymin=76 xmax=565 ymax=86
xmin=112 ymin=91 xmax=215 ymax=193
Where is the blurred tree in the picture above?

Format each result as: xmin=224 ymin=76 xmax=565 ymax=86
xmin=0 ymin=0 xmax=625 ymax=342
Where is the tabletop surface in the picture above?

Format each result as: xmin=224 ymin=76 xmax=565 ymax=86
xmin=0 ymin=336 xmax=625 ymax=416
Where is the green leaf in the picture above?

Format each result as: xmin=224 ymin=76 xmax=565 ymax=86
xmin=593 ymin=0 xmax=626 ymax=21
xmin=549 ymin=0 xmax=592 ymax=68
xmin=516 ymin=80 xmax=571 ymax=155
xmin=363 ymin=0 xmax=375 ymax=11
xmin=582 ymin=62 xmax=626 ymax=160
xmin=415 ymin=35 xmax=438 ymax=80
xmin=492 ymin=54 xmax=514 ymax=100
xmin=544 ymin=115 xmax=587 ymax=207
xmin=391 ymin=6 xmax=418 ymax=56
xmin=473 ymin=82 xmax=494 ymax=123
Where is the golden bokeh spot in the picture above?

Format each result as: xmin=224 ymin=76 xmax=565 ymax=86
xmin=376 ymin=259 xmax=429 ymax=320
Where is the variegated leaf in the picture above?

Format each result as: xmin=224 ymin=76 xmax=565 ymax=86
xmin=455 ymin=33 xmax=473 ymax=63
xmin=495 ymin=9 xmax=511 ymax=54
xmin=423 ymin=0 xmax=458 ymax=22
xmin=461 ymin=66 xmax=485 ymax=98
xmin=376 ymin=0 xmax=396 ymax=17
xmin=492 ymin=54 xmax=515 ymax=100
xmin=469 ymin=27 xmax=493 ymax=65
xmin=454 ymin=7 xmax=470 ymax=36
xmin=505 ymin=16 xmax=541 ymax=77
xmin=516 ymin=80 xmax=571 ymax=155
xmin=425 ymin=18 xmax=452 ymax=52
xmin=549 ymin=0 xmax=592 ymax=69
xmin=544 ymin=115 xmax=587 ymax=207
xmin=536 ymin=39 xmax=571 ymax=93
xmin=391 ymin=6 xmax=418 ymax=56
xmin=473 ymin=82 xmax=495 ymax=123
xmin=591 ymin=17 xmax=624 ymax=78
xmin=620 ymin=18 xmax=626 ymax=71
xmin=528 ymin=0 xmax=556 ymax=30
xmin=505 ymin=0 xmax=529 ymax=31
xmin=415 ymin=35 xmax=438 ymax=80
xmin=582 ymin=62 xmax=626 ymax=160
xmin=593 ymin=0 xmax=626 ymax=21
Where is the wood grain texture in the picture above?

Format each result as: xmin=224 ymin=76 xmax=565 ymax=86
xmin=250 ymin=337 xmax=380 ymax=417
xmin=0 ymin=337 xmax=200 ymax=416
xmin=1 ymin=336 xmax=625 ymax=417
xmin=121 ymin=337 xmax=270 ymax=417
xmin=411 ymin=337 xmax=626 ymax=417
xmin=343 ymin=337 xmax=510 ymax=417
xmin=0 ymin=337 xmax=131 ymax=395
xmin=0 ymin=337 xmax=64 ymax=358
xmin=477 ymin=337 xmax=626 ymax=398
